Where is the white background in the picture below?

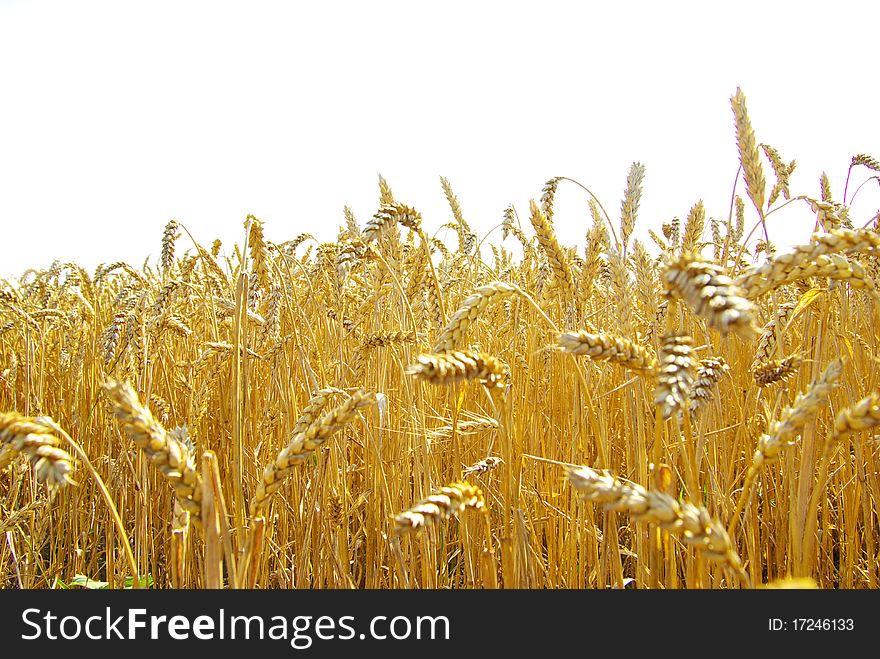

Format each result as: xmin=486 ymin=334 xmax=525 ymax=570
xmin=1 ymin=0 xmax=879 ymax=278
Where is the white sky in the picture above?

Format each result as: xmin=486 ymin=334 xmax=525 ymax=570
xmin=1 ymin=0 xmax=879 ymax=279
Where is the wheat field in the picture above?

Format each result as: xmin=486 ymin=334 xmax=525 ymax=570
xmin=2 ymin=88 xmax=879 ymax=589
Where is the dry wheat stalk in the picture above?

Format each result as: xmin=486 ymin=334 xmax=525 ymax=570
xmin=662 ymin=253 xmax=757 ymax=339
xmin=103 ymin=379 xmax=203 ymax=522
xmin=557 ymin=330 xmax=657 ymax=375
xmin=0 ymin=413 xmax=76 ymax=486
xmin=393 ymin=481 xmax=485 ymax=536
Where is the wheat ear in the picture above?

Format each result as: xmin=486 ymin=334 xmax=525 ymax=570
xmin=407 ymin=350 xmax=508 ymax=388
xmin=0 ymin=413 xmax=76 ymax=486
xmin=566 ymin=465 xmax=745 ymax=578
xmin=250 ymin=390 xmax=375 ymax=515
xmin=393 ymin=481 xmax=485 ymax=536
xmin=103 ymin=379 xmax=203 ymax=523
xmin=662 ymin=253 xmax=757 ymax=339
xmin=433 ymin=282 xmax=520 ymax=352
xmin=557 ymin=330 xmax=657 ymax=375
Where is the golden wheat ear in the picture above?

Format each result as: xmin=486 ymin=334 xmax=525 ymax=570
xmin=250 ymin=390 xmax=376 ymax=516
xmin=407 ymin=350 xmax=509 ymax=389
xmin=103 ymin=378 xmax=204 ymax=525
xmin=393 ymin=481 xmax=486 ymax=537
xmin=0 ymin=413 xmax=77 ymax=487
xmin=661 ymin=253 xmax=758 ymax=340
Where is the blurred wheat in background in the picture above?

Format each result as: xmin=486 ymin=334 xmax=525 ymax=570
xmin=2 ymin=88 xmax=880 ymax=589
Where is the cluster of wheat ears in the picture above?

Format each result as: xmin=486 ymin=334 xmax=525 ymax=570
xmin=2 ymin=88 xmax=880 ymax=589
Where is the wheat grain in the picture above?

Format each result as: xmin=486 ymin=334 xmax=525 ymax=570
xmin=529 ymin=200 xmax=576 ymax=300
xmin=752 ymin=301 xmax=796 ymax=368
xmin=752 ymin=360 xmax=842 ymax=467
xmin=753 ymin=355 xmax=802 ymax=387
xmin=566 ymin=465 xmax=743 ymax=571
xmin=689 ymin=357 xmax=729 ymax=412
xmin=620 ymin=162 xmax=646 ymax=249
xmin=731 ymin=87 xmax=766 ymax=213
xmin=462 ymin=456 xmax=503 ymax=476
xmin=433 ymin=281 xmax=520 ymax=352
xmin=103 ymin=379 xmax=203 ymax=522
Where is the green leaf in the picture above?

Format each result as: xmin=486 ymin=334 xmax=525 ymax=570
xmin=69 ymin=574 xmax=109 ymax=589
xmin=124 ymin=575 xmax=155 ymax=589
xmin=68 ymin=573 xmax=153 ymax=589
